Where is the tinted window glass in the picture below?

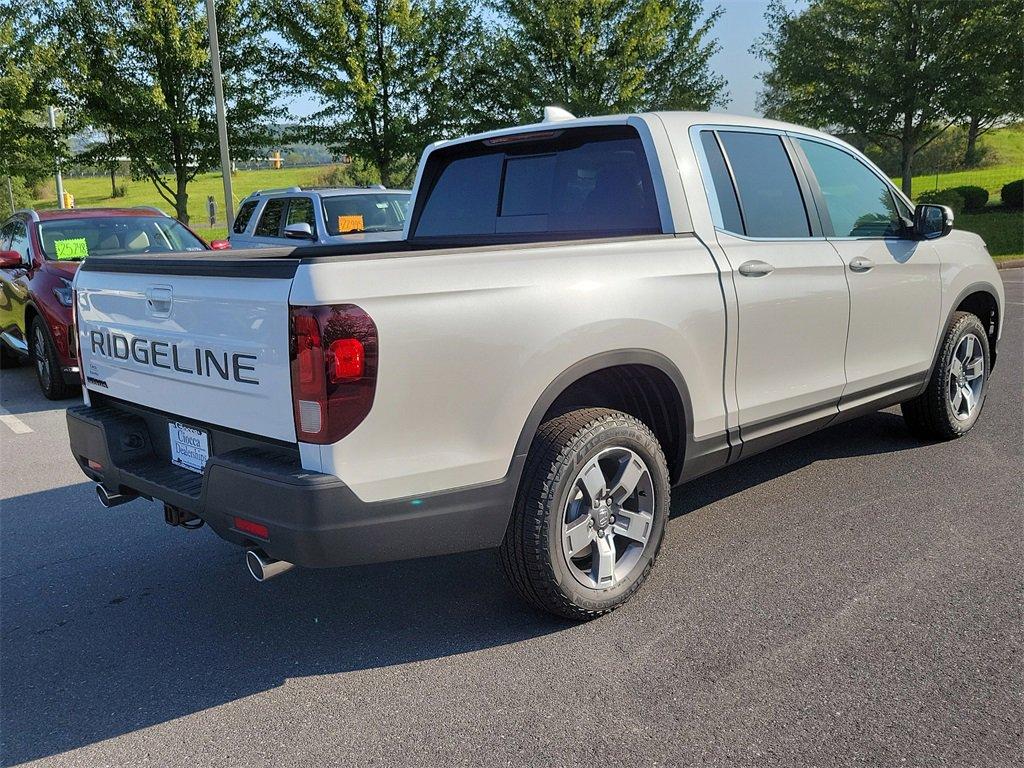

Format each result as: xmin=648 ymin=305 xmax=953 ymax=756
xmin=37 ymin=216 xmax=206 ymax=260
xmin=254 ymin=199 xmax=286 ymax=237
xmin=233 ymin=200 xmax=258 ymax=234
xmin=699 ymin=131 xmax=743 ymax=233
xmin=416 ymin=154 xmax=503 ymax=236
xmin=719 ymin=131 xmax=809 ymax=238
xmin=322 ymin=193 xmax=408 ymax=235
xmin=798 ymin=139 xmax=904 ymax=237
xmin=414 ymin=127 xmax=660 ymax=238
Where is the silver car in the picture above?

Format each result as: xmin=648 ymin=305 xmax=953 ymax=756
xmin=228 ymin=186 xmax=410 ymax=249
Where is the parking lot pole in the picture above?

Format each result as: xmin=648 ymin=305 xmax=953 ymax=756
xmin=4 ymin=175 xmax=13 ymax=212
xmin=205 ymin=0 xmax=235 ymax=227
xmin=48 ymin=106 xmax=66 ymax=210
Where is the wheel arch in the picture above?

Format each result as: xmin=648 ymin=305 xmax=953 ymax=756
xmin=510 ymin=350 xmax=694 ymax=485
xmin=953 ymin=286 xmax=1000 ymax=368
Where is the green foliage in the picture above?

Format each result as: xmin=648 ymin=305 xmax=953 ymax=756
xmin=314 ymin=158 xmax=383 ymax=189
xmin=271 ymin=0 xmax=489 ymax=188
xmin=1001 ymin=179 xmax=1024 ymax=209
xmin=0 ymin=7 xmax=69 ymax=185
xmin=917 ymin=189 xmax=966 ymax=215
xmin=754 ymin=0 xmax=1024 ymax=197
xmin=0 ymin=176 xmax=34 ymax=219
xmin=944 ymin=185 xmax=989 ymax=212
xmin=485 ymin=0 xmax=726 ymax=122
xmin=54 ymin=0 xmax=282 ymax=222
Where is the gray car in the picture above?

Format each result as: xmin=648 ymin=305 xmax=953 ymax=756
xmin=228 ymin=186 xmax=410 ymax=249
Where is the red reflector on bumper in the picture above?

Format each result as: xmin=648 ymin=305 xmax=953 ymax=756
xmin=234 ymin=517 xmax=269 ymax=539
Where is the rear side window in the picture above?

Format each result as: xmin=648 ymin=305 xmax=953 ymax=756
xmin=698 ymin=132 xmax=743 ymax=234
xmin=233 ymin=200 xmax=258 ymax=234
xmin=413 ymin=126 xmax=661 ymax=239
xmin=717 ymin=131 xmax=810 ymax=238
xmin=254 ymin=199 xmax=286 ymax=237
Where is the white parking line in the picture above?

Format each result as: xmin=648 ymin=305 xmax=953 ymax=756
xmin=0 ymin=405 xmax=33 ymax=434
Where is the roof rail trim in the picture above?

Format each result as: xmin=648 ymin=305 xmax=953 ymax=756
xmin=13 ymin=209 xmax=40 ymax=222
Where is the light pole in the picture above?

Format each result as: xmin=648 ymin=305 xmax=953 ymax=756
xmin=205 ymin=0 xmax=235 ymax=227
xmin=48 ymin=106 xmax=66 ymax=209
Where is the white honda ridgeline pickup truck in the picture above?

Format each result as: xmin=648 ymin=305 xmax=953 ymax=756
xmin=68 ymin=110 xmax=1003 ymax=619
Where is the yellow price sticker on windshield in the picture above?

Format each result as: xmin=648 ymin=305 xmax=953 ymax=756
xmin=54 ymin=238 xmax=89 ymax=260
xmin=337 ymin=215 xmax=364 ymax=232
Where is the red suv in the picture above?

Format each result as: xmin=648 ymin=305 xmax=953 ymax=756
xmin=0 ymin=207 xmax=227 ymax=399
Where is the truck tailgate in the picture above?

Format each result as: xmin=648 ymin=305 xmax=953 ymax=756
xmin=74 ymin=261 xmax=296 ymax=442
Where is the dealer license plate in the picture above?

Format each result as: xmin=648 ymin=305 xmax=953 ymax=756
xmin=169 ymin=422 xmax=209 ymax=474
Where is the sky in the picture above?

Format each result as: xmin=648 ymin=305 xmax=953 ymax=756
xmin=282 ymin=0 xmax=801 ymax=121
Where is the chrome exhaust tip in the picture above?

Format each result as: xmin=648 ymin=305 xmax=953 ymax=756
xmin=245 ymin=549 xmax=295 ymax=582
xmin=95 ymin=484 xmax=137 ymax=508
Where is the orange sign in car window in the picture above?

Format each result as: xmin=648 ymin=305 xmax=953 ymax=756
xmin=337 ymin=215 xmax=364 ymax=232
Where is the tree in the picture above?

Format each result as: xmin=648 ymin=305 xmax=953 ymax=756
xmin=0 ymin=5 xmax=68 ymax=211
xmin=950 ymin=0 xmax=1023 ymax=165
xmin=754 ymin=0 xmax=1002 ymax=196
xmin=272 ymin=0 xmax=491 ymax=187
xmin=487 ymin=0 xmax=726 ymax=122
xmin=56 ymin=0 xmax=281 ymax=223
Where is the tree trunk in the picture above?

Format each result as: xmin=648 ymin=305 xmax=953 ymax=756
xmin=964 ymin=115 xmax=981 ymax=166
xmin=109 ymin=167 xmax=117 ymax=197
xmin=900 ymin=144 xmax=915 ymax=198
xmin=175 ymin=182 xmax=189 ymax=224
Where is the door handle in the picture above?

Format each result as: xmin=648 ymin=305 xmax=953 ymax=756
xmin=849 ymin=256 xmax=874 ymax=273
xmin=737 ymin=260 xmax=774 ymax=277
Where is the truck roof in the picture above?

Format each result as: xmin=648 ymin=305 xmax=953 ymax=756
xmin=426 ymin=110 xmax=844 ymax=152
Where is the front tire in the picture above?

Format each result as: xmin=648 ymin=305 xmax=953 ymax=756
xmin=499 ymin=408 xmax=670 ymax=621
xmin=31 ymin=318 xmax=73 ymax=400
xmin=901 ymin=311 xmax=990 ymax=440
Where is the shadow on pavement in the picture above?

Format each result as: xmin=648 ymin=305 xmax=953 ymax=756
xmin=1 ymin=409 xmax=921 ymax=765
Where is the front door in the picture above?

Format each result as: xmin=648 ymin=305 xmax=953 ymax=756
xmin=697 ymin=129 xmax=850 ymax=454
xmin=794 ymin=137 xmax=942 ymax=409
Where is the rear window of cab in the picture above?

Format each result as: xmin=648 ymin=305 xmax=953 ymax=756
xmin=411 ymin=125 xmax=661 ymax=240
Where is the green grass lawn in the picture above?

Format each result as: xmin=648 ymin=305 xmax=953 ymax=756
xmin=32 ymin=127 xmax=1024 ymax=258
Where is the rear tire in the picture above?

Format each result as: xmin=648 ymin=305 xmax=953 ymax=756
xmin=901 ymin=311 xmax=990 ymax=440
xmin=31 ymin=318 xmax=73 ymax=400
xmin=499 ymin=408 xmax=670 ymax=621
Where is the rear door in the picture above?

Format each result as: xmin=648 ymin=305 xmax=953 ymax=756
xmin=75 ymin=263 xmax=297 ymax=442
xmin=792 ymin=137 xmax=942 ymax=407
xmin=696 ymin=128 xmax=850 ymax=453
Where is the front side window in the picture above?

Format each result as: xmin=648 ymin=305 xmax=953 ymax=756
xmin=233 ymin=200 xmax=258 ymax=234
xmin=797 ymin=139 xmax=905 ymax=238
xmin=413 ymin=126 xmax=661 ymax=239
xmin=717 ymin=131 xmax=810 ymax=238
xmin=9 ymin=221 xmax=30 ymax=260
xmin=286 ymin=197 xmax=316 ymax=235
xmin=37 ymin=216 xmax=206 ymax=260
xmin=254 ymin=198 xmax=286 ymax=237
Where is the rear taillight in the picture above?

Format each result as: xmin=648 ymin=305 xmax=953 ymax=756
xmin=289 ymin=304 xmax=378 ymax=444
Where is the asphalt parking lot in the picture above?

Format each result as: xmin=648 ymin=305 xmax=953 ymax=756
xmin=1 ymin=269 xmax=1020 ymax=768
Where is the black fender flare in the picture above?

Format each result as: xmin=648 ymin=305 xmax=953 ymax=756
xmin=508 ymin=349 xmax=696 ymax=486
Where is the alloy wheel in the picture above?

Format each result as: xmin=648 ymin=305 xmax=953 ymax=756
xmin=561 ymin=447 xmax=655 ymax=589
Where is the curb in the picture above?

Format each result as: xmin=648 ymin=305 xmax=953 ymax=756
xmin=996 ymin=259 xmax=1024 ymax=270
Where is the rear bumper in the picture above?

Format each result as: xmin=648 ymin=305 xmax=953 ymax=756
xmin=66 ymin=403 xmax=516 ymax=568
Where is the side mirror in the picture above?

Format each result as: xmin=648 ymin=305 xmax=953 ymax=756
xmin=209 ymin=239 xmax=231 ymax=250
xmin=0 ymin=250 xmax=22 ymax=269
xmin=283 ymin=222 xmax=315 ymax=240
xmin=914 ymin=204 xmax=953 ymax=240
